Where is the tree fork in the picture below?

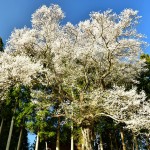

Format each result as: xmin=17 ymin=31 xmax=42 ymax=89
xmin=81 ymin=127 xmax=93 ymax=150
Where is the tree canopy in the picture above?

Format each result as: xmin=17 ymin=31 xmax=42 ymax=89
xmin=0 ymin=4 xmax=150 ymax=150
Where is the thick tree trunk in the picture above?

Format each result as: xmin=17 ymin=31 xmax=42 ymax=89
xmin=17 ymin=127 xmax=23 ymax=150
xmin=71 ymin=121 xmax=74 ymax=150
xmin=120 ymin=129 xmax=126 ymax=150
xmin=6 ymin=116 xmax=14 ymax=150
xmin=99 ymin=133 xmax=103 ymax=150
xmin=35 ymin=132 xmax=39 ymax=150
xmin=133 ymin=134 xmax=138 ymax=150
xmin=56 ymin=117 xmax=60 ymax=150
xmin=0 ymin=118 xmax=4 ymax=137
xmin=81 ymin=127 xmax=92 ymax=150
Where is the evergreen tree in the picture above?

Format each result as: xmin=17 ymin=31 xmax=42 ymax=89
xmin=0 ymin=85 xmax=30 ymax=150
xmin=136 ymin=54 xmax=150 ymax=99
xmin=0 ymin=37 xmax=4 ymax=52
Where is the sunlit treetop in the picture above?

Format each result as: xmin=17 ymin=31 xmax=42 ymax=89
xmin=3 ymin=5 xmax=150 ymax=134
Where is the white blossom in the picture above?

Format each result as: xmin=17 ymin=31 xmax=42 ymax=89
xmin=0 ymin=52 xmax=43 ymax=88
xmin=4 ymin=5 xmax=149 ymax=133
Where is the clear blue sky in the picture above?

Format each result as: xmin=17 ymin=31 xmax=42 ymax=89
xmin=0 ymin=0 xmax=150 ymax=53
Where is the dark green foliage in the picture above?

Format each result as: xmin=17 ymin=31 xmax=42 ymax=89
xmin=0 ymin=118 xmax=10 ymax=149
xmin=93 ymin=118 xmax=140 ymax=150
xmin=28 ymin=117 xmax=71 ymax=150
xmin=0 ymin=37 xmax=4 ymax=52
xmin=136 ymin=54 xmax=150 ymax=99
xmin=0 ymin=120 xmax=28 ymax=150
xmin=0 ymin=85 xmax=31 ymax=149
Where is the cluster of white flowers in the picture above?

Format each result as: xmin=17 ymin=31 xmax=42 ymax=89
xmin=0 ymin=52 xmax=43 ymax=89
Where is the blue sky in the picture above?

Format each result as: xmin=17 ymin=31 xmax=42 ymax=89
xmin=0 ymin=0 xmax=150 ymax=53
xmin=0 ymin=0 xmax=150 ymax=146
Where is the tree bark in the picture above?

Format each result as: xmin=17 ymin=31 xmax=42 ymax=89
xmin=114 ymin=134 xmax=118 ymax=150
xmin=99 ymin=133 xmax=103 ymax=150
xmin=6 ymin=116 xmax=14 ymax=150
xmin=71 ymin=121 xmax=74 ymax=150
xmin=45 ymin=141 xmax=48 ymax=150
xmin=56 ymin=117 xmax=60 ymax=150
xmin=133 ymin=134 xmax=138 ymax=150
xmin=120 ymin=129 xmax=126 ymax=150
xmin=132 ymin=143 xmax=134 ymax=150
xmin=0 ymin=118 xmax=4 ymax=137
xmin=17 ymin=127 xmax=23 ymax=150
xmin=35 ymin=132 xmax=39 ymax=150
xmin=81 ymin=127 xmax=92 ymax=150
xmin=109 ymin=133 xmax=113 ymax=150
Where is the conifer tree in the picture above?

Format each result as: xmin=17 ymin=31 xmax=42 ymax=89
xmin=0 ymin=37 xmax=4 ymax=52
xmin=136 ymin=54 xmax=150 ymax=99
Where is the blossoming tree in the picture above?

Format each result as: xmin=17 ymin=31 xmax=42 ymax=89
xmin=0 ymin=52 xmax=43 ymax=150
xmin=5 ymin=5 xmax=150 ymax=150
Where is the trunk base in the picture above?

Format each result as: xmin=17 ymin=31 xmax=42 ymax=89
xmin=81 ymin=127 xmax=92 ymax=150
